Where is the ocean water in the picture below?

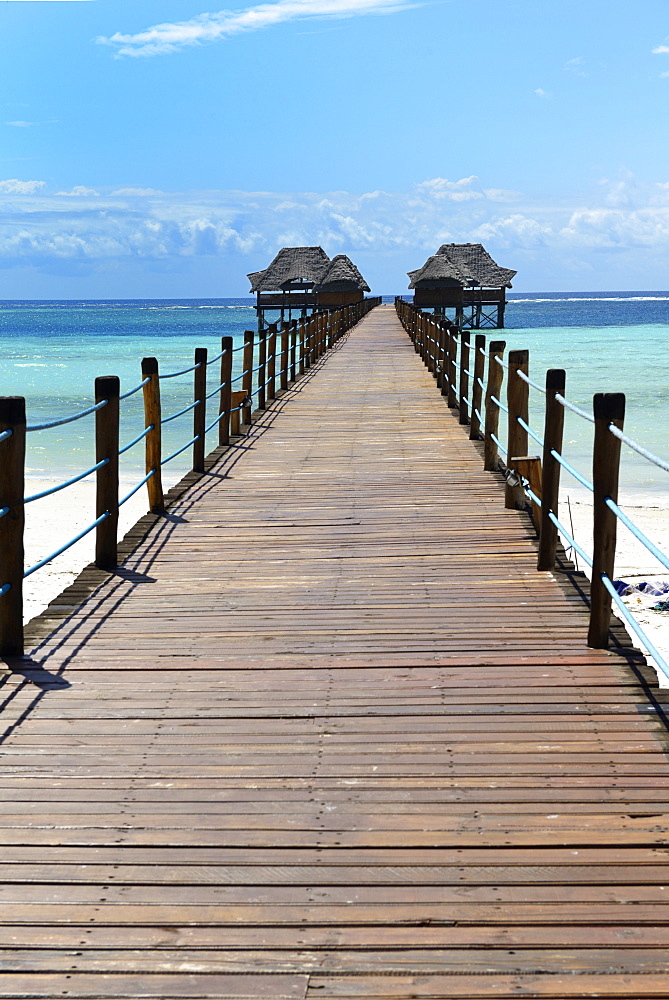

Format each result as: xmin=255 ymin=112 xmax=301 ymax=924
xmin=0 ymin=294 xmax=667 ymax=503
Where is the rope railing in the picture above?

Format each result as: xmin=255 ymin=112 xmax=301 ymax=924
xmin=24 ymin=459 xmax=110 ymax=504
xmin=395 ymin=296 xmax=669 ymax=680
xmin=0 ymin=297 xmax=380 ymax=655
xmin=26 ymin=398 xmax=108 ymax=432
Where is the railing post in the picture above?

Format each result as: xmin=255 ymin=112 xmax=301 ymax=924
xmin=538 ymin=369 xmax=566 ymax=571
xmin=280 ymin=323 xmax=289 ymax=391
xmin=141 ymin=358 xmax=164 ymax=513
xmin=95 ymin=375 xmax=119 ymax=571
xmin=470 ymin=334 xmax=486 ymax=440
xmin=484 ymin=341 xmax=506 ymax=471
xmin=459 ymin=331 xmax=470 ymax=425
xmin=242 ymin=330 xmax=254 ymax=427
xmin=447 ymin=329 xmax=458 ymax=409
xmin=0 ymin=397 xmax=25 ymax=657
xmin=505 ymin=349 xmax=529 ymax=509
xmin=219 ymin=336 xmax=233 ymax=447
xmin=588 ymin=393 xmax=626 ymax=648
xmin=298 ymin=319 xmax=306 ymax=376
xmin=267 ymin=325 xmax=277 ymax=402
xmin=290 ymin=320 xmax=297 ymax=382
xmin=193 ymin=348 xmax=207 ymax=473
xmin=258 ymin=329 xmax=267 ymax=409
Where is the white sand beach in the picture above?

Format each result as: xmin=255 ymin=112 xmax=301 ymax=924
xmin=558 ymin=492 xmax=669 ymax=686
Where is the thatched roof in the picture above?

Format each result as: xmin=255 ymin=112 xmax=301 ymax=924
xmin=248 ymin=246 xmax=330 ymax=293
xmin=315 ymin=255 xmax=370 ymax=293
xmin=408 ymin=243 xmax=516 ymax=289
xmin=408 ymin=254 xmax=472 ymax=289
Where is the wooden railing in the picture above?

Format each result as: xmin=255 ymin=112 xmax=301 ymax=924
xmin=0 ymin=298 xmax=381 ymax=656
xmin=395 ymin=297 xmax=669 ymax=679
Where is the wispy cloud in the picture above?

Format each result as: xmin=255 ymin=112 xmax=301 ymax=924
xmin=5 ymin=119 xmax=57 ymax=128
xmin=0 ymin=179 xmax=46 ymax=194
xmin=563 ymin=56 xmax=586 ymax=77
xmin=97 ymin=0 xmax=415 ymax=58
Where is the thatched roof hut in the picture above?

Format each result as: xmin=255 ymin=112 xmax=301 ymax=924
xmin=315 ymin=255 xmax=370 ymax=294
xmin=248 ymin=246 xmax=330 ymax=293
xmin=248 ymin=247 xmax=371 ymax=326
xmin=407 ymin=243 xmax=516 ymax=328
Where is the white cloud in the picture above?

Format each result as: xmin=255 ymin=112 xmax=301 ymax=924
xmin=0 ymin=179 xmax=46 ymax=194
xmin=111 ymin=187 xmax=164 ymax=196
xmin=534 ymin=88 xmax=551 ymax=98
xmin=3 ymin=171 xmax=669 ymax=292
xmin=563 ymin=56 xmax=586 ymax=76
xmin=55 ymin=186 xmax=100 ymax=197
xmin=652 ymin=44 xmax=669 ymax=54
xmin=97 ymin=0 xmax=415 ymax=58
xmin=415 ymin=176 xmax=484 ymax=202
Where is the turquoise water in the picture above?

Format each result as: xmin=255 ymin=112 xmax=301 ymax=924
xmin=0 ymin=300 xmax=255 ymax=489
xmin=0 ymin=295 xmax=668 ymax=500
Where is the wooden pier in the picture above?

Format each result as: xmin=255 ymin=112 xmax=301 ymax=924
xmin=1 ymin=304 xmax=669 ymax=998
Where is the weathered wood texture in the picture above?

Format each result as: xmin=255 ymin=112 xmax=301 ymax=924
xmin=2 ymin=305 xmax=668 ymax=999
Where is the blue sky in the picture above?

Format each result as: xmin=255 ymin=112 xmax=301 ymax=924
xmin=2 ymin=0 xmax=669 ymax=296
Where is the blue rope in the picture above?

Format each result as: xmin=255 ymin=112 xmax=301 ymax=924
xmin=205 ymin=410 xmax=228 ymax=434
xmin=494 ymin=354 xmax=509 ymax=369
xmin=162 ymin=399 xmax=198 ymax=424
xmin=27 ymin=399 xmax=108 ymax=432
xmin=474 ymin=408 xmax=483 ymax=423
xmin=232 ymin=342 xmax=246 ymax=352
xmin=555 ymin=392 xmax=594 ymax=424
xmin=119 ymin=425 xmax=152 ymax=456
xmin=161 ymin=434 xmax=199 ymax=466
xmin=517 ymin=416 xmax=544 ymax=448
xmin=24 ymin=512 xmax=110 ymax=578
xmin=601 ymin=574 xmax=669 ymax=685
xmin=119 ymin=377 xmax=150 ymax=400
xmin=605 ymin=497 xmax=669 ymax=573
xmin=206 ymin=349 xmax=227 ymax=366
xmin=547 ymin=510 xmax=593 ymax=568
xmin=490 ymin=394 xmax=508 ymax=414
xmin=0 ymin=583 xmax=10 ymax=597
xmin=160 ymin=362 xmax=202 ymax=379
xmin=490 ymin=432 xmax=508 ymax=458
xmin=24 ymin=458 xmax=110 ymax=504
xmin=0 ymin=506 xmax=9 ymax=519
xmin=608 ymin=424 xmax=669 ymax=475
xmin=516 ymin=369 xmax=546 ymax=394
xmin=550 ymin=449 xmax=594 ymax=493
xmin=206 ymin=381 xmax=228 ymax=400
xmin=0 ymin=430 xmax=12 ymax=444
xmin=119 ymin=470 xmax=155 ymax=507
xmin=524 ymin=486 xmax=542 ymax=507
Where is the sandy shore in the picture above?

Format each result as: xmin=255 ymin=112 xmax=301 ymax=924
xmin=23 ymin=476 xmax=154 ymax=625
xmin=558 ymin=492 xmax=669 ymax=687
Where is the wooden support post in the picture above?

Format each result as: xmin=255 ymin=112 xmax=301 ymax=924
xmin=505 ymin=349 xmax=529 ymax=509
xmin=459 ymin=331 xmax=470 ymax=425
xmin=436 ymin=321 xmax=446 ymax=393
xmin=298 ymin=319 xmax=305 ymax=376
xmin=230 ymin=390 xmax=246 ymax=436
xmin=193 ymin=347 xmax=207 ymax=473
xmin=280 ymin=323 xmax=289 ymax=391
xmin=141 ymin=358 xmax=164 ymax=513
xmin=588 ymin=392 xmax=625 ymax=648
xmin=511 ymin=456 xmax=542 ymax=531
xmin=94 ymin=375 xmax=119 ymax=571
xmin=267 ymin=325 xmax=277 ymax=401
xmin=538 ymin=369 xmax=566 ymax=571
xmin=290 ymin=320 xmax=297 ymax=383
xmin=258 ymin=329 xmax=267 ymax=409
xmin=0 ymin=397 xmax=25 ymax=656
xmin=447 ymin=329 xmax=458 ymax=409
xmin=484 ymin=341 xmax=506 ymax=471
xmin=470 ymin=334 xmax=486 ymax=440
xmin=242 ymin=330 xmax=253 ymax=428
xmin=218 ymin=336 xmax=233 ymax=447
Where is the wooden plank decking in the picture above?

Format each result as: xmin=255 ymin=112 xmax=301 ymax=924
xmin=1 ymin=304 xmax=669 ymax=998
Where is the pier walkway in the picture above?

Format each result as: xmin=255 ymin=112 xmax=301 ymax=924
xmin=1 ymin=305 xmax=669 ymax=998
